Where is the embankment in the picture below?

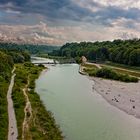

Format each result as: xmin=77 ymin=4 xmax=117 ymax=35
xmin=12 ymin=63 xmax=63 ymax=140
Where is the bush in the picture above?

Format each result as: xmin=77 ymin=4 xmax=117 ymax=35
xmin=24 ymin=62 xmax=34 ymax=67
xmin=95 ymin=67 xmax=138 ymax=83
xmin=96 ymin=68 xmax=116 ymax=79
xmin=75 ymin=56 xmax=82 ymax=64
xmin=130 ymin=77 xmax=139 ymax=82
xmin=38 ymin=64 xmax=45 ymax=67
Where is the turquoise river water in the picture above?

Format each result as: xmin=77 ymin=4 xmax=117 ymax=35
xmin=34 ymin=58 xmax=140 ymax=140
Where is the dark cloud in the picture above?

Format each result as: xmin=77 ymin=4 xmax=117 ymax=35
xmin=92 ymin=6 xmax=140 ymax=26
xmin=0 ymin=0 xmax=140 ymax=27
xmin=0 ymin=0 xmax=140 ymax=45
xmin=0 ymin=0 xmax=28 ymax=5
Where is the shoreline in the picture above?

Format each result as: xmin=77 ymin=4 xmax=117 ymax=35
xmin=89 ymin=76 xmax=140 ymax=119
xmin=79 ymin=64 xmax=140 ymax=119
xmin=12 ymin=63 xmax=63 ymax=139
xmin=78 ymin=64 xmax=87 ymax=75
xmin=28 ymin=65 xmax=63 ymax=139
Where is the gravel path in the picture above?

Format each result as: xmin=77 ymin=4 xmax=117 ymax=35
xmin=7 ymin=67 xmax=18 ymax=140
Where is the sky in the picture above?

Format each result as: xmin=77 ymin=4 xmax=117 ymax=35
xmin=0 ymin=0 xmax=140 ymax=45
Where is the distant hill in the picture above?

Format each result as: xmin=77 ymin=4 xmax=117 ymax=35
xmin=0 ymin=42 xmax=60 ymax=54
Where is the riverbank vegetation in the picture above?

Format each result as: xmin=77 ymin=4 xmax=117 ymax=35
xmin=0 ymin=48 xmax=30 ymax=140
xmin=0 ymin=45 xmax=63 ymax=139
xmin=83 ymin=64 xmax=139 ymax=82
xmin=50 ymin=39 xmax=140 ymax=81
xmin=101 ymin=65 xmax=140 ymax=78
xmin=95 ymin=68 xmax=138 ymax=82
xmin=50 ymin=39 xmax=140 ymax=67
xmin=13 ymin=62 xmax=63 ymax=140
xmin=0 ymin=52 xmax=12 ymax=139
xmin=104 ymin=61 xmax=140 ymax=71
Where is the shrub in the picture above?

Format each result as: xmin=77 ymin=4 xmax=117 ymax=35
xmin=94 ymin=67 xmax=138 ymax=83
xmin=24 ymin=62 xmax=34 ymax=67
xmin=95 ymin=68 xmax=116 ymax=79
xmin=38 ymin=64 xmax=45 ymax=67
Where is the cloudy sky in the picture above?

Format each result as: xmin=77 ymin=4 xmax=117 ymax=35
xmin=0 ymin=0 xmax=140 ymax=45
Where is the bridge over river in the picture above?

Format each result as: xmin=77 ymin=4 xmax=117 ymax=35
xmin=31 ymin=57 xmax=76 ymax=65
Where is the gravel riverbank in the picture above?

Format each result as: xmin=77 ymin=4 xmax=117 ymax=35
xmin=90 ymin=77 xmax=140 ymax=119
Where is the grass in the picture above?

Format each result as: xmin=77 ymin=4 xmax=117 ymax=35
xmin=29 ymin=90 xmax=63 ymax=140
xmin=28 ymin=63 xmax=63 ymax=140
xmin=95 ymin=67 xmax=138 ymax=82
xmin=111 ymin=68 xmax=140 ymax=78
xmin=83 ymin=64 xmax=139 ymax=82
xmin=82 ymin=63 xmax=98 ymax=69
xmin=0 ymin=81 xmax=9 ymax=140
xmin=82 ymin=63 xmax=98 ymax=76
xmin=0 ymin=67 xmax=12 ymax=140
xmin=101 ymin=64 xmax=140 ymax=78
xmin=104 ymin=61 xmax=140 ymax=72
xmin=12 ymin=63 xmax=29 ymax=139
xmin=12 ymin=62 xmax=63 ymax=140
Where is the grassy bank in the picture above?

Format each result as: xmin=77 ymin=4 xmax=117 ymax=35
xmin=101 ymin=63 xmax=140 ymax=78
xmin=13 ymin=63 xmax=63 ymax=140
xmin=0 ymin=51 xmax=14 ymax=140
xmin=0 ymin=81 xmax=9 ymax=140
xmin=12 ymin=64 xmax=27 ymax=139
xmin=103 ymin=61 xmax=140 ymax=71
xmin=83 ymin=64 xmax=139 ymax=83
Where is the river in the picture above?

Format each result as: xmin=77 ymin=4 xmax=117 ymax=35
xmin=33 ymin=57 xmax=140 ymax=140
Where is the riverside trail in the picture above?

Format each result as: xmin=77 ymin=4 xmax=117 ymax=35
xmin=7 ymin=67 xmax=18 ymax=140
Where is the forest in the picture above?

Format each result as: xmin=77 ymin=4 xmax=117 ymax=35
xmin=0 ymin=48 xmax=30 ymax=81
xmin=50 ymin=39 xmax=140 ymax=66
xmin=0 ymin=42 xmax=59 ymax=55
xmin=0 ymin=48 xmax=30 ymax=139
xmin=0 ymin=42 xmax=59 ymax=78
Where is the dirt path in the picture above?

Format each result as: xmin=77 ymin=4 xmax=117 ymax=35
xmin=85 ymin=62 xmax=102 ymax=69
xmin=22 ymin=78 xmax=32 ymax=140
xmin=7 ymin=67 xmax=18 ymax=140
xmin=101 ymin=64 xmax=140 ymax=78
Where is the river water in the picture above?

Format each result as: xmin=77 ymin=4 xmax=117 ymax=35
xmin=34 ymin=58 xmax=140 ymax=140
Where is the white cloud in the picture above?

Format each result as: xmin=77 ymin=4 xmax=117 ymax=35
xmin=92 ymin=0 xmax=140 ymax=9
xmin=72 ymin=0 xmax=102 ymax=12
xmin=5 ymin=9 xmax=21 ymax=14
xmin=0 ymin=19 xmax=140 ymax=45
xmin=74 ymin=0 xmax=140 ymax=11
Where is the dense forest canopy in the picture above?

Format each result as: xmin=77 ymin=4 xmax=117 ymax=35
xmin=0 ymin=51 xmax=13 ymax=81
xmin=0 ymin=42 xmax=60 ymax=81
xmin=50 ymin=39 xmax=140 ymax=66
xmin=0 ymin=42 xmax=59 ymax=80
xmin=0 ymin=43 xmax=60 ymax=54
xmin=0 ymin=47 xmax=30 ymax=82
